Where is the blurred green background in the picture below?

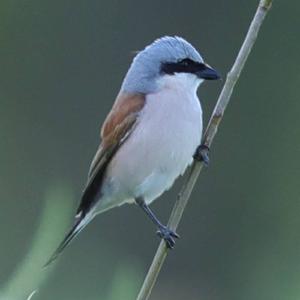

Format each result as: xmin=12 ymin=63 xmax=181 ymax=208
xmin=0 ymin=1 xmax=299 ymax=299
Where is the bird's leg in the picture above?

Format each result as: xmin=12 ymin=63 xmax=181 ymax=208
xmin=135 ymin=197 xmax=179 ymax=249
xmin=194 ymin=144 xmax=210 ymax=166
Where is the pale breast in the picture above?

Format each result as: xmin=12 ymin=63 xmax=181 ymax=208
xmin=104 ymin=74 xmax=203 ymax=205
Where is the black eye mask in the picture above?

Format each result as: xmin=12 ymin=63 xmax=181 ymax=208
xmin=161 ymin=58 xmax=206 ymax=75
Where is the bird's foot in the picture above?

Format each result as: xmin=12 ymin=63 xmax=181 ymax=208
xmin=157 ymin=226 xmax=180 ymax=249
xmin=194 ymin=144 xmax=210 ymax=166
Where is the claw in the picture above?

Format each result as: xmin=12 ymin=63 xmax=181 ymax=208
xmin=194 ymin=144 xmax=210 ymax=166
xmin=157 ymin=226 xmax=179 ymax=249
xmin=170 ymin=231 xmax=180 ymax=239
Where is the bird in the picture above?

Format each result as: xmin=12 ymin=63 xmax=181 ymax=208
xmin=45 ymin=36 xmax=219 ymax=266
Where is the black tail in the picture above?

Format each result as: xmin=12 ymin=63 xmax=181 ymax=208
xmin=44 ymin=216 xmax=86 ymax=267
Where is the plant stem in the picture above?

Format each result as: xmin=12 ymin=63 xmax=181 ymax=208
xmin=136 ymin=1 xmax=273 ymax=299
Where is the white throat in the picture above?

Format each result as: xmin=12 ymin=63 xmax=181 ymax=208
xmin=158 ymin=73 xmax=203 ymax=95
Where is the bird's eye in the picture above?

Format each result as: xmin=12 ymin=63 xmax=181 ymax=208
xmin=160 ymin=58 xmax=198 ymax=75
xmin=179 ymin=59 xmax=191 ymax=66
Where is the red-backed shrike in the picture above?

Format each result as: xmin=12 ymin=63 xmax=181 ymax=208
xmin=46 ymin=36 xmax=219 ymax=266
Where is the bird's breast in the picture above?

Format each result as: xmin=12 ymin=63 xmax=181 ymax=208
xmin=105 ymin=82 xmax=202 ymax=205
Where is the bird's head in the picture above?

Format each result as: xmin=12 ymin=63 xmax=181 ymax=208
xmin=121 ymin=36 xmax=220 ymax=94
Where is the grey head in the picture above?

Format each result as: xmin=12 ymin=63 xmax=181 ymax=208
xmin=121 ymin=36 xmax=219 ymax=94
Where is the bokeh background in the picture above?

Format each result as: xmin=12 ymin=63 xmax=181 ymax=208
xmin=0 ymin=1 xmax=299 ymax=299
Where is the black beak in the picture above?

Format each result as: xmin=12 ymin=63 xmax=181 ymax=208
xmin=196 ymin=64 xmax=220 ymax=80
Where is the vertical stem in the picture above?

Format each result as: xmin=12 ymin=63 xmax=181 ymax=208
xmin=136 ymin=1 xmax=273 ymax=299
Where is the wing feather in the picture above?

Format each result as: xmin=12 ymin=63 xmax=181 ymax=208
xmin=77 ymin=92 xmax=145 ymax=216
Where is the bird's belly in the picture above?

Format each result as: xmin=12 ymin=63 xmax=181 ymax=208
xmin=103 ymin=89 xmax=202 ymax=206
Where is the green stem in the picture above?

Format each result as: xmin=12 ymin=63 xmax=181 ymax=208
xmin=136 ymin=1 xmax=274 ymax=299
